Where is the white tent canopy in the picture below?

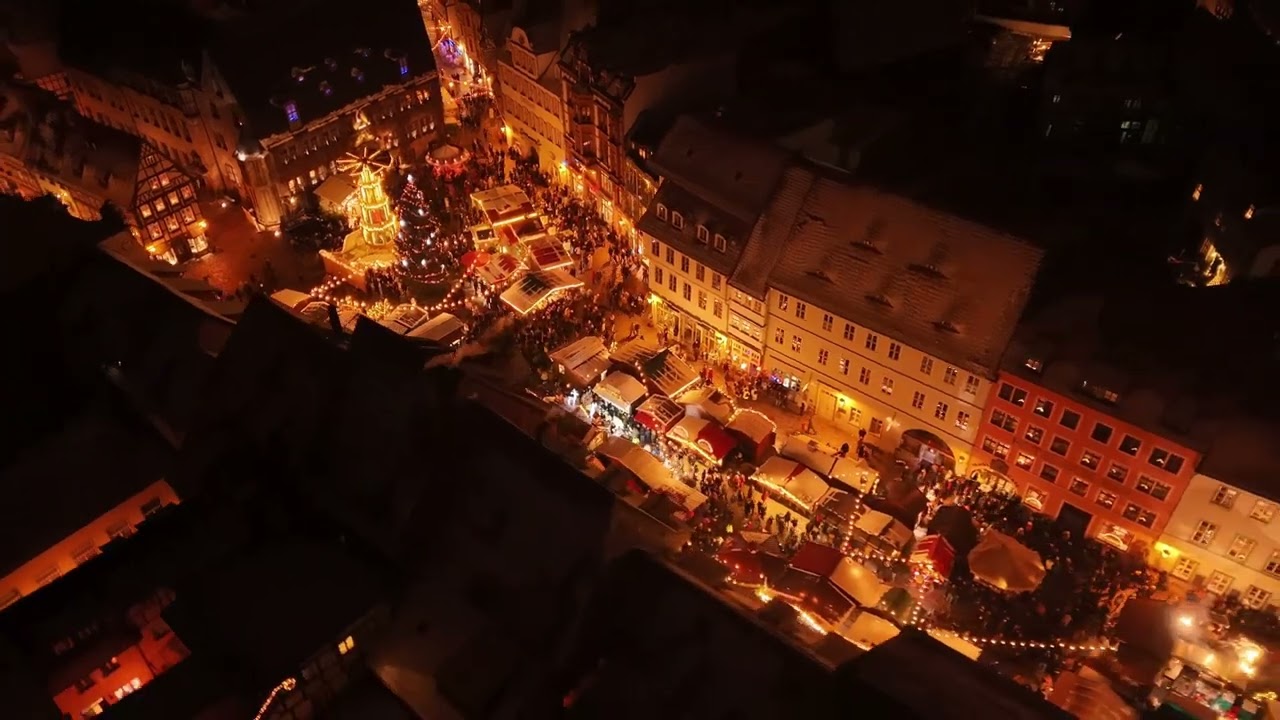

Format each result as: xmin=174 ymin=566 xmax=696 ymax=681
xmin=407 ymin=312 xmax=465 ymax=345
xmin=726 ymin=409 xmax=776 ymax=442
xmin=837 ymin=611 xmax=901 ymax=650
xmin=968 ymin=530 xmax=1047 ymax=593
xmin=751 ymin=456 xmax=831 ymax=511
xmin=829 ymin=456 xmax=877 ymax=493
xmin=677 ymin=386 xmax=736 ymax=425
xmin=594 ymin=371 xmax=647 ymax=412
xmin=780 ymin=434 xmax=840 ymax=477
xmin=500 ymin=269 xmax=583 ymax=315
xmin=549 ymin=336 xmax=611 ymax=386
xmin=830 ymin=556 xmax=889 ymax=608
xmin=379 ymin=304 xmax=430 ymax=334
xmin=598 ymin=437 xmax=707 ymax=511
xmin=475 ymin=253 xmax=524 ymax=286
xmin=854 ymin=510 xmax=914 ymax=550
xmin=270 ymin=288 xmax=313 ymax=310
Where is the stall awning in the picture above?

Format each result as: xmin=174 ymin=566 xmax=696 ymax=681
xmin=407 ymin=312 xmax=465 ymax=345
xmin=830 ymin=456 xmax=877 ymax=493
xmin=550 ymin=336 xmax=611 ymax=385
xmin=526 ymin=236 xmax=573 ymax=271
xmin=378 ymin=304 xmax=430 ymax=334
xmin=475 ymin=253 xmax=524 ymax=286
xmin=634 ymin=395 xmax=685 ymax=433
xmin=500 ymin=269 xmax=583 ymax=315
xmin=829 ymin=556 xmax=890 ymax=608
xmin=677 ymin=386 xmax=736 ymax=425
xmin=854 ymin=509 xmax=913 ymax=550
xmin=780 ymin=434 xmax=840 ymax=477
xmin=594 ymin=371 xmax=647 ymax=412
xmin=752 ymin=456 xmax=831 ymax=511
xmin=599 ymin=439 xmax=707 ymax=512
xmin=470 ymin=184 xmax=535 ymax=225
xmin=667 ymin=415 xmax=735 ymax=463
xmin=726 ymin=409 xmax=776 ymax=443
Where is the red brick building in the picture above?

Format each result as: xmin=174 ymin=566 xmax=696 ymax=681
xmin=969 ymin=296 xmax=1201 ymax=554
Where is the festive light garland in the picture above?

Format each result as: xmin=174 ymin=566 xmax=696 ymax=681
xmin=252 ymin=677 xmax=297 ymax=720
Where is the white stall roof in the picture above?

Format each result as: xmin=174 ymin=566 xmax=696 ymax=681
xmin=379 ymin=304 xmax=430 ymax=334
xmin=500 ymin=269 xmax=583 ymax=315
xmin=830 ymin=456 xmax=877 ymax=492
xmin=751 ymin=456 xmax=831 ymax=511
xmin=594 ymin=371 xmax=648 ymax=412
xmin=854 ymin=510 xmax=914 ymax=550
xmin=726 ymin=409 xmax=776 ymax=442
xmin=838 ymin=611 xmax=902 ymax=650
xmin=270 ymin=288 xmax=313 ymax=310
xmin=830 ymin=557 xmax=889 ymax=608
xmin=780 ymin=434 xmax=840 ymax=477
xmin=407 ymin=312 xmax=465 ymax=344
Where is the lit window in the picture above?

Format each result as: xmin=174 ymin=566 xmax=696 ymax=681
xmin=934 ymin=401 xmax=948 ymax=421
xmin=1243 ymin=586 xmax=1270 ymax=609
xmin=982 ymin=436 xmax=1010 ymax=460
xmin=1068 ymin=478 xmax=1089 ymax=496
xmin=1227 ymin=534 xmax=1256 ymax=562
xmin=1210 ymin=486 xmax=1237 ymax=508
xmin=1015 ymin=452 xmax=1034 ymax=469
xmin=1265 ymin=551 xmax=1280 ymax=577
xmin=1205 ymin=570 xmax=1233 ymax=595
xmin=338 ymin=635 xmax=356 ymax=655
xmin=839 ymin=358 xmax=849 ymax=375
xmin=655 ymin=204 xmax=667 ymax=221
xmin=1192 ymin=520 xmax=1218 ymax=545
xmin=1024 ymin=487 xmax=1047 ymax=511
xmin=1079 ymin=450 xmax=1101 ymax=470
xmin=1032 ymin=398 xmax=1055 ymax=418
xmin=1244 ymin=204 xmax=1255 ymax=220
xmin=880 ymin=377 xmax=893 ymax=395
xmin=1171 ymin=557 xmax=1198 ymax=580
xmin=817 ymin=349 xmax=828 ymax=365
xmin=1024 ymin=357 xmax=1043 ymax=372
xmin=1024 ymin=425 xmax=1043 ymax=444
xmin=285 ymin=101 xmax=299 ymax=123
xmin=990 ymin=409 xmax=1017 ymax=432
xmin=944 ymin=366 xmax=958 ymax=385
xmin=955 ymin=411 xmax=970 ymax=430
xmin=964 ymin=375 xmax=979 ymax=394
xmin=1250 ymin=500 xmax=1276 ymax=523
xmin=1107 ymin=464 xmax=1128 ymax=483
xmin=1096 ymin=490 xmax=1117 ymax=509
xmin=1191 ymin=183 xmax=1202 ymax=201
xmin=791 ymin=335 xmax=801 ymax=352
xmin=997 ymin=383 xmax=1026 ymax=406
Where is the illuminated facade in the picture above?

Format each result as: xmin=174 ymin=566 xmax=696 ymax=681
xmin=0 ymin=82 xmax=207 ymax=261
xmin=497 ymin=23 xmax=566 ymax=175
xmin=972 ymin=368 xmax=1198 ymax=550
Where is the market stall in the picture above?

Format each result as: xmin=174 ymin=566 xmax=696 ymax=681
xmin=852 ymin=509 xmax=915 ymax=557
xmin=967 ymin=529 xmax=1046 ymax=593
xmin=780 ymin=434 xmax=843 ymax=477
xmin=549 ymin=336 xmax=611 ymax=388
xmin=829 ymin=456 xmax=878 ymax=494
xmin=634 ymin=395 xmax=685 ymax=434
xmin=715 ymin=531 xmax=788 ymax=588
xmin=677 ymin=386 xmax=736 ymax=425
xmin=474 ymin=253 xmax=524 ymax=286
xmin=270 ymin=288 xmax=314 ymax=311
xmin=593 ymin=371 xmax=648 ymax=414
xmin=499 ymin=269 xmax=583 ymax=315
xmin=726 ymin=409 xmax=777 ymax=465
xmin=407 ymin=312 xmax=466 ymax=346
xmin=751 ymin=456 xmax=833 ymax=514
xmin=597 ymin=437 xmax=707 ymax=513
xmin=772 ymin=541 xmax=890 ymax=626
xmin=471 ymin=184 xmax=536 ymax=226
xmin=666 ymin=415 xmax=737 ymax=465
xmin=525 ymin=236 xmax=573 ymax=271
xmin=909 ymin=535 xmax=956 ymax=583
xmin=836 ymin=610 xmax=902 ymax=650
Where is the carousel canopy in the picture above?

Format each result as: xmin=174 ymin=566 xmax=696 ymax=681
xmin=427 ymin=143 xmax=469 ymax=165
xmin=635 ymin=395 xmax=685 ymax=433
xmin=475 ymin=252 xmax=524 ymax=286
xmin=752 ymin=456 xmax=831 ymax=511
xmin=549 ymin=336 xmax=611 ymax=386
xmin=666 ymin=415 xmax=736 ymax=462
xmin=526 ymin=236 xmax=573 ymax=271
xmin=470 ymin=184 xmax=534 ymax=226
xmin=967 ymin=530 xmax=1046 ymax=593
xmin=594 ymin=371 xmax=648 ymax=412
xmin=677 ymin=386 xmax=736 ymax=425
xmin=500 ymin=269 xmax=583 ymax=315
xmin=726 ymin=409 xmax=776 ymax=443
xmin=407 ymin=312 xmax=465 ymax=345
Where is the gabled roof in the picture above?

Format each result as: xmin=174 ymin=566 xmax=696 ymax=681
xmin=650 ymin=115 xmax=792 ymax=221
xmin=768 ymin=178 xmax=1044 ymax=375
xmin=731 ymin=165 xmax=817 ymax=298
xmin=636 ymin=181 xmax=751 ymax=277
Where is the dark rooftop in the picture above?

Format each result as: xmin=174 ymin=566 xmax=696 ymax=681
xmin=208 ymin=0 xmax=436 ymax=139
xmin=0 ymin=398 xmax=171 ymax=580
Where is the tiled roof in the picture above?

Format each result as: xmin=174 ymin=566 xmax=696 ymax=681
xmin=650 ymin=115 xmax=792 ymax=221
xmin=636 ymin=180 xmax=751 ymax=277
xmin=731 ymin=166 xmax=817 ymax=299
xmin=769 ymin=179 xmax=1044 ymax=374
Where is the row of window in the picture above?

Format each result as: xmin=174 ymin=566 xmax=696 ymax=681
xmin=776 ymin=329 xmax=973 ymax=430
xmin=651 ymin=241 xmax=723 ymax=289
xmin=996 ymin=382 xmax=1188 ymax=475
xmin=778 ymin=293 xmax=979 ymax=394
xmin=655 ymin=269 xmax=725 ymax=318
xmin=987 ymin=436 xmax=1160 ymax=528
xmin=654 ymin=204 xmax=728 ymax=251
xmin=1209 ymin=486 xmax=1278 ymax=523
xmin=1168 ymin=558 xmax=1272 ymax=608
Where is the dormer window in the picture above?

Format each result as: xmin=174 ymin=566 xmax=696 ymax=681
xmin=320 ymin=82 xmax=333 ymax=97
xmin=696 ymin=225 xmax=709 ymax=243
xmin=655 ymin=203 xmax=668 ymax=221
xmin=1245 ymin=204 xmax=1255 ymax=220
xmin=1024 ymin=357 xmax=1043 ymax=373
xmin=671 ymin=211 xmax=685 ymax=229
xmin=714 ymin=234 xmax=726 ymax=252
xmin=1081 ymin=380 xmax=1120 ymax=404
xmin=1191 ymin=183 xmax=1202 ymax=201
xmin=285 ymin=101 xmax=299 ymax=123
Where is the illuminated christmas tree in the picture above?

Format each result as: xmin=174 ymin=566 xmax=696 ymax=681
xmin=394 ymin=176 xmax=449 ymax=282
